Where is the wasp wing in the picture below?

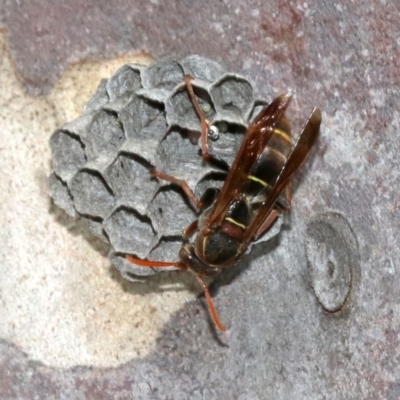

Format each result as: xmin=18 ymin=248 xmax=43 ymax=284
xmin=205 ymin=94 xmax=292 ymax=230
xmin=240 ymin=107 xmax=322 ymax=249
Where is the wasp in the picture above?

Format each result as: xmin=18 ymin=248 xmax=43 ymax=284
xmin=126 ymin=75 xmax=321 ymax=332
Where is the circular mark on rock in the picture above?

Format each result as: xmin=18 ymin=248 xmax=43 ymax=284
xmin=305 ymin=212 xmax=359 ymax=312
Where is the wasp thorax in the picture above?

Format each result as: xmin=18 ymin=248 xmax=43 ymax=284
xmin=179 ymin=244 xmax=219 ymax=277
xmin=196 ymin=231 xmax=239 ymax=267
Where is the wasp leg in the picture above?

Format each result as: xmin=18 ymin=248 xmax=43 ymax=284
xmin=151 ymin=169 xmax=202 ymax=209
xmin=283 ymin=181 xmax=293 ymax=211
xmin=184 ymin=76 xmax=230 ymax=171
xmin=183 ymin=220 xmax=199 ymax=239
xmin=254 ymin=209 xmax=279 ymax=240
xmin=126 ymin=255 xmax=187 ymax=270
xmin=126 ymin=255 xmax=227 ymax=332
xmin=184 ymin=75 xmax=211 ymax=162
xmin=275 ymin=182 xmax=293 ymax=213
xmin=196 ymin=276 xmax=227 ymax=332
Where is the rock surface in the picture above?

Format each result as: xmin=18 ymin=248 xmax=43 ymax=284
xmin=0 ymin=1 xmax=400 ymax=399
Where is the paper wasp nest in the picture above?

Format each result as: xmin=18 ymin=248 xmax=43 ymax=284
xmin=49 ymin=56 xmax=281 ymax=282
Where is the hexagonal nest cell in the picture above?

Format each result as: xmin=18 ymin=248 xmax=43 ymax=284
xmin=49 ymin=55 xmax=282 ymax=282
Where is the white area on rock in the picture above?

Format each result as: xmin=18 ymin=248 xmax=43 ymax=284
xmin=0 ymin=33 xmax=196 ymax=368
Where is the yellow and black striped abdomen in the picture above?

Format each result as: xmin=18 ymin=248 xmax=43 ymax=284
xmin=200 ymin=123 xmax=293 ymax=267
xmin=267 ymin=123 xmax=292 ymax=157
xmin=246 ymin=125 xmax=292 ymax=196
xmin=218 ymin=126 xmax=291 ymax=239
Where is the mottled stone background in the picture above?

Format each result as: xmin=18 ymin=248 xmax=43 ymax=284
xmin=0 ymin=1 xmax=399 ymax=399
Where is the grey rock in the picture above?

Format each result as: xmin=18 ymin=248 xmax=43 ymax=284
xmin=305 ymin=212 xmax=360 ymax=312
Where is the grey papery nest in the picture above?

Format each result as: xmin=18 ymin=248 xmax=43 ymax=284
xmin=49 ymin=55 xmax=282 ymax=282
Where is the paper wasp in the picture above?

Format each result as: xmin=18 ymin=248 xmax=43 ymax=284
xmin=126 ymin=75 xmax=321 ymax=332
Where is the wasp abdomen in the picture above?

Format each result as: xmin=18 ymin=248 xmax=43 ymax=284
xmin=246 ymin=148 xmax=286 ymax=194
xmin=226 ymin=199 xmax=251 ymax=226
xmin=220 ymin=198 xmax=252 ymax=239
xmin=246 ymin=127 xmax=292 ymax=196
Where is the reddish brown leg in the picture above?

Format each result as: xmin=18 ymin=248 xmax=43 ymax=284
xmin=183 ymin=220 xmax=199 ymax=239
xmin=285 ymin=181 xmax=293 ymax=210
xmin=151 ymin=169 xmax=202 ymax=209
xmin=126 ymin=255 xmax=187 ymax=270
xmin=196 ymin=276 xmax=227 ymax=332
xmin=275 ymin=182 xmax=293 ymax=213
xmin=126 ymin=256 xmax=227 ymax=332
xmin=184 ymin=75 xmax=212 ymax=162
xmin=255 ymin=209 xmax=279 ymax=239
